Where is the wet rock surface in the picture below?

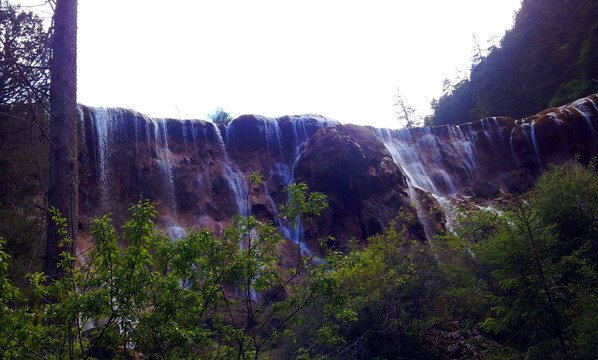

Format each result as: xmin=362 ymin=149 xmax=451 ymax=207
xmin=77 ymin=94 xmax=598 ymax=255
xmin=294 ymin=125 xmax=414 ymax=249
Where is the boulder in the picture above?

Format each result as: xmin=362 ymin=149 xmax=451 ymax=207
xmin=472 ymin=181 xmax=500 ymax=198
xmin=294 ymin=124 xmax=418 ymax=250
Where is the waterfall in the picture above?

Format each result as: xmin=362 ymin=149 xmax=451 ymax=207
xmin=162 ymin=215 xmax=188 ymax=240
xmin=372 ymin=127 xmax=456 ymax=195
xmin=480 ymin=117 xmax=509 ymax=157
xmin=480 ymin=118 xmax=494 ymax=150
xmin=89 ymin=108 xmax=112 ymax=213
xmin=153 ymin=118 xmax=177 ymax=211
xmin=78 ymin=94 xmax=598 ymax=260
xmin=547 ymin=112 xmax=569 ymax=146
xmin=140 ymin=114 xmax=153 ymax=158
xmin=278 ymin=115 xmax=337 ymax=257
xmin=449 ymin=125 xmax=478 ymax=183
xmin=432 ymin=194 xmax=457 ymax=234
xmin=252 ymin=115 xmax=338 ymax=257
xmin=572 ymin=101 xmax=598 ymax=142
xmin=214 ymin=122 xmax=249 ymax=215
xmin=509 ymin=123 xmax=519 ymax=168
xmin=181 ymin=120 xmax=191 ymax=155
xmin=260 ymin=115 xmax=285 ymax=160
xmin=267 ymin=161 xmax=313 ymax=258
xmin=407 ymin=185 xmax=438 ymax=249
xmin=530 ymin=119 xmax=542 ymax=167
xmin=370 ymin=127 xmax=447 ymax=242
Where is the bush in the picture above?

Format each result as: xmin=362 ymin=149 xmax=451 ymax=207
xmin=208 ymin=108 xmax=233 ymax=125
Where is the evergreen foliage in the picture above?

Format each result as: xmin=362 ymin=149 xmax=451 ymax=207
xmin=442 ymin=161 xmax=598 ymax=359
xmin=208 ymin=108 xmax=233 ymax=125
xmin=0 ymin=3 xmax=50 ymax=104
xmin=0 ymin=105 xmax=48 ymax=287
xmin=431 ymin=0 xmax=598 ymax=125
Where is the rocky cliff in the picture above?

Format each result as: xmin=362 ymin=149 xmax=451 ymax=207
xmin=77 ymin=94 xmax=598 ymax=254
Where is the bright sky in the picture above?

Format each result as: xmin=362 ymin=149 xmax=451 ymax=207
xmin=11 ymin=0 xmax=521 ymax=128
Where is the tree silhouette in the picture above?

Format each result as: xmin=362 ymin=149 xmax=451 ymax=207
xmin=46 ymin=0 xmax=78 ymax=280
xmin=394 ymin=88 xmax=417 ymax=128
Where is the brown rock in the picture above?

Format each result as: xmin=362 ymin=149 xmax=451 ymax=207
xmin=294 ymin=124 xmax=416 ymax=249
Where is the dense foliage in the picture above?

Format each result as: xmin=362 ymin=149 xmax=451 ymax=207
xmin=0 ymin=104 xmax=48 ymax=286
xmin=0 ymin=3 xmax=49 ymax=104
xmin=431 ymin=0 xmax=598 ymax=125
xmin=442 ymin=161 xmax=598 ymax=359
xmin=4 ymin=161 xmax=596 ymax=359
xmin=0 ymin=181 xmax=350 ymax=359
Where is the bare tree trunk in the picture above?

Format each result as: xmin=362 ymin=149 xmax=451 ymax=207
xmin=46 ymin=0 xmax=78 ymax=280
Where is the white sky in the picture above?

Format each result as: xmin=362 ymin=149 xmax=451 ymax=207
xmin=10 ymin=0 xmax=522 ymax=128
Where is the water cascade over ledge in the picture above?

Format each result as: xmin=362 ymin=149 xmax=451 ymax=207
xmin=77 ymin=94 xmax=598 ymax=252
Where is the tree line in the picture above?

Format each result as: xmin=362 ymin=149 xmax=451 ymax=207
xmin=430 ymin=0 xmax=598 ymax=126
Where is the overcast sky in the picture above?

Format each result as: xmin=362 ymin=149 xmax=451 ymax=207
xmin=11 ymin=0 xmax=522 ymax=128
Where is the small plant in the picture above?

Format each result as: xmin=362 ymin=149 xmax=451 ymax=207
xmin=208 ymin=108 xmax=233 ymax=125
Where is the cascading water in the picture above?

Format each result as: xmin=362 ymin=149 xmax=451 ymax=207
xmin=215 ymin=122 xmax=249 ymax=215
xmin=572 ymin=99 xmax=598 ymax=142
xmin=432 ymin=194 xmax=457 ymax=234
xmin=266 ymin=115 xmax=338 ymax=258
xmin=530 ymin=119 xmax=543 ymax=168
xmin=89 ymin=108 xmax=112 ymax=213
xmin=449 ymin=125 xmax=478 ymax=183
xmin=509 ymin=122 xmax=519 ymax=168
xmin=153 ymin=118 xmax=177 ymax=211
xmin=181 ymin=120 xmax=191 ymax=155
xmin=225 ymin=114 xmax=340 ymax=257
xmin=80 ymin=94 xmax=598 ymax=256
xmin=370 ymin=127 xmax=446 ymax=243
xmin=372 ymin=127 xmax=458 ymax=195
xmin=261 ymin=115 xmax=285 ymax=160
xmin=479 ymin=117 xmax=512 ymax=159
xmin=140 ymin=114 xmax=154 ymax=157
xmin=407 ymin=185 xmax=439 ymax=252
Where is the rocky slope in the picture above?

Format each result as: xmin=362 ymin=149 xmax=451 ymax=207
xmin=77 ymin=94 xmax=598 ymax=254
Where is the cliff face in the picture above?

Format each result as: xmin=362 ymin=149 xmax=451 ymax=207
xmin=77 ymin=94 xmax=598 ymax=253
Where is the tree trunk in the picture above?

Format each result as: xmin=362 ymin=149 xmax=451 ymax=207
xmin=46 ymin=0 xmax=78 ymax=280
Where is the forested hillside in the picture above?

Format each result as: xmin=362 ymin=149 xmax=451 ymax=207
xmin=431 ymin=0 xmax=598 ymax=125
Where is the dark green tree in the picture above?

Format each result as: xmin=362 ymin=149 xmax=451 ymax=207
xmin=0 ymin=3 xmax=50 ymax=104
xmin=0 ymin=3 xmax=50 ymax=285
xmin=208 ymin=107 xmax=233 ymax=125
xmin=430 ymin=0 xmax=598 ymax=125
xmin=448 ymin=161 xmax=598 ymax=359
